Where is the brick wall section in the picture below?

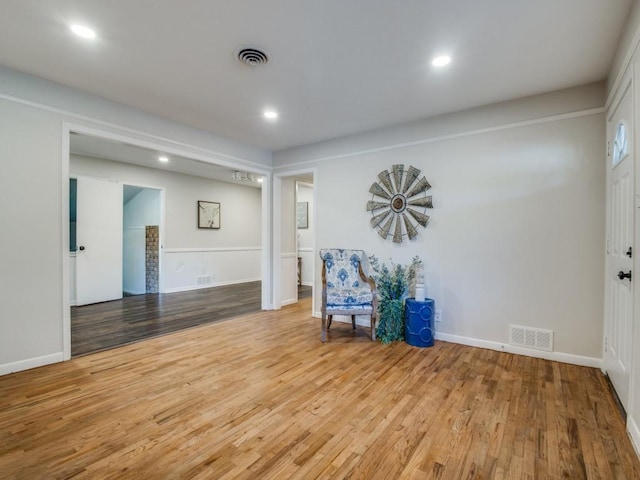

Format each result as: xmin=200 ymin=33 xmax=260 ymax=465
xmin=146 ymin=225 xmax=159 ymax=294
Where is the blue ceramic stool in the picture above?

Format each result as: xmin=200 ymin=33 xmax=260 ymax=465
xmin=404 ymin=298 xmax=435 ymax=347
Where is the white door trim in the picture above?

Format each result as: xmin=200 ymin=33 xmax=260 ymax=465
xmin=61 ymin=126 xmax=71 ymax=360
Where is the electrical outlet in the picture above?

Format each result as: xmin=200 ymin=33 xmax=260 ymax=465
xmin=434 ymin=309 xmax=442 ymax=323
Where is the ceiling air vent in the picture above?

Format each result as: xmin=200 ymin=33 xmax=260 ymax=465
xmin=236 ymin=47 xmax=269 ymax=66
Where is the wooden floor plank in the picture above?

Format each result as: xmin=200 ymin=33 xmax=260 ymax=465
xmin=71 ymin=282 xmax=313 ymax=357
xmin=1 ymin=298 xmax=639 ymax=479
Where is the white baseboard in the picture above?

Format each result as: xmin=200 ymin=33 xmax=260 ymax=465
xmin=628 ymin=417 xmax=640 ymax=460
xmin=434 ymin=332 xmax=602 ymax=368
xmin=123 ymin=290 xmax=145 ymax=296
xmin=0 ymin=352 xmax=64 ymax=376
xmin=163 ymin=277 xmax=261 ymax=294
xmin=312 ymin=310 xmax=603 ymax=368
xmin=281 ymin=298 xmax=297 ymax=307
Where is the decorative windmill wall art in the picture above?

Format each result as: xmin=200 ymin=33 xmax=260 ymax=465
xmin=367 ymin=164 xmax=433 ymax=243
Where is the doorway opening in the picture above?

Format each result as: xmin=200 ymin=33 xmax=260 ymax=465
xmin=296 ymin=180 xmax=314 ymax=301
xmin=123 ymin=185 xmax=162 ymax=296
xmin=65 ymin=129 xmax=270 ymax=357
xmin=274 ymin=170 xmax=316 ymax=314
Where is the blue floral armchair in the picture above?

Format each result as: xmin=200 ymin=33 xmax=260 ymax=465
xmin=319 ymin=248 xmax=378 ymax=342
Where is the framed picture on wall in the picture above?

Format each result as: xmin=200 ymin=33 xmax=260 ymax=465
xmin=198 ymin=201 xmax=221 ymax=229
xmin=297 ymin=201 xmax=308 ymax=229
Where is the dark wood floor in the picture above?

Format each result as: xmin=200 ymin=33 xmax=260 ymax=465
xmin=298 ymin=283 xmax=312 ymax=299
xmin=72 ymin=282 xmax=313 ymax=357
xmin=2 ymin=299 xmax=640 ymax=479
xmin=72 ymin=281 xmax=261 ymax=356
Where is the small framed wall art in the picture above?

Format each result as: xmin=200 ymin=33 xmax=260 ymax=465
xmin=198 ymin=201 xmax=221 ymax=229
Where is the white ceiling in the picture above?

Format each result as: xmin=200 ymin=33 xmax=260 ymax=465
xmin=0 ymin=1 xmax=632 ymax=152
xmin=70 ymin=133 xmax=265 ymax=188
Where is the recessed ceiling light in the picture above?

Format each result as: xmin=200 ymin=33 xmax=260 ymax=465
xmin=70 ymin=24 xmax=97 ymax=40
xmin=263 ymin=110 xmax=278 ymax=120
xmin=158 ymin=156 xmax=169 ymax=163
xmin=432 ymin=55 xmax=451 ymax=67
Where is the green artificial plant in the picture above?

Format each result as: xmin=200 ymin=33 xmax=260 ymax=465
xmin=368 ymin=255 xmax=422 ymax=344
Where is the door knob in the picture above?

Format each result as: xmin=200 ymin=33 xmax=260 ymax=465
xmin=78 ymin=246 xmax=85 ymax=251
xmin=626 ymin=247 xmax=633 ymax=258
xmin=618 ymin=270 xmax=632 ymax=281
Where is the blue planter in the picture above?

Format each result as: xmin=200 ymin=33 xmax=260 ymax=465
xmin=404 ymin=298 xmax=435 ymax=347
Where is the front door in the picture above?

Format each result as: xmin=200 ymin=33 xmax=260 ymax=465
xmin=75 ymin=176 xmax=123 ymax=305
xmin=605 ymin=73 xmax=634 ymax=411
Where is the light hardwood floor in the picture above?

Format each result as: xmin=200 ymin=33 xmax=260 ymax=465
xmin=2 ymin=298 xmax=639 ymax=479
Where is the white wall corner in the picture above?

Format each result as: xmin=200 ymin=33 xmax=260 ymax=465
xmin=0 ymin=352 xmax=64 ymax=376
xmin=281 ymin=298 xmax=298 ymax=307
xmin=628 ymin=416 xmax=640 ymax=460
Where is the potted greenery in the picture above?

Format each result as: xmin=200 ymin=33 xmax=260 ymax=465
xmin=368 ymin=255 xmax=422 ymax=344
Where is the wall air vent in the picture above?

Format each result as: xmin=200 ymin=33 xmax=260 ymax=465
xmin=509 ymin=325 xmax=553 ymax=352
xmin=236 ymin=47 xmax=269 ymax=66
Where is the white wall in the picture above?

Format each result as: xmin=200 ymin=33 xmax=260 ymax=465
xmin=274 ymin=84 xmax=606 ymax=365
xmin=608 ymin=0 xmax=640 ymax=98
xmin=297 ymin=183 xmax=314 ymax=285
xmin=123 ymin=227 xmax=146 ymax=295
xmin=124 ymin=188 xmax=161 ymax=228
xmin=275 ymin=83 xmax=605 ymax=168
xmin=71 ymin=155 xmax=262 ymax=292
xmin=0 ymin=98 xmax=65 ymax=371
xmin=0 ymin=66 xmax=270 ymax=375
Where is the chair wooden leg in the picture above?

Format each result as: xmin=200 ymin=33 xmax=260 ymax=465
xmin=351 ymin=315 xmax=356 ymax=330
xmin=321 ymin=315 xmax=327 ymax=342
xmin=371 ymin=315 xmax=376 ymax=341
xmin=327 ymin=315 xmax=333 ymax=329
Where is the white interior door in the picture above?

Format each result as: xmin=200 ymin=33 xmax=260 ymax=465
xmin=76 ymin=176 xmax=123 ymax=305
xmin=605 ymin=77 xmax=634 ymax=410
